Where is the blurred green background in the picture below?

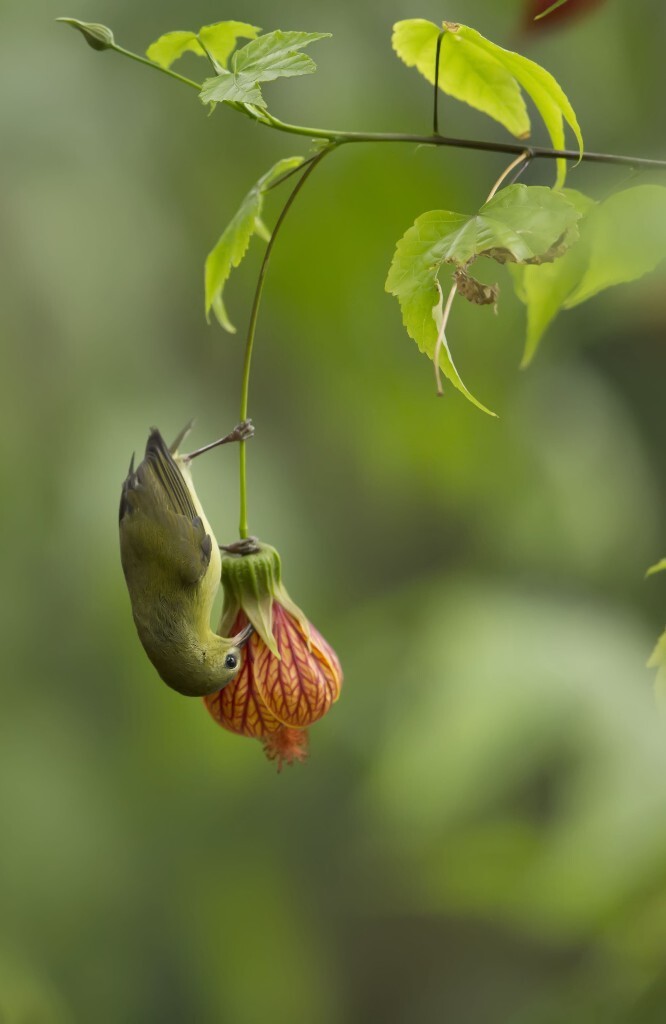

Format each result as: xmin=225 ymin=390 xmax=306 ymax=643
xmin=1 ymin=0 xmax=666 ymax=1021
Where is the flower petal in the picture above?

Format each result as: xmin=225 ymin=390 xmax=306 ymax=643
xmin=204 ymin=615 xmax=282 ymax=737
xmin=252 ymin=604 xmax=342 ymax=728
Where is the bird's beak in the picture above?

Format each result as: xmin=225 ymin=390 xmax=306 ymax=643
xmin=233 ymin=623 xmax=254 ymax=648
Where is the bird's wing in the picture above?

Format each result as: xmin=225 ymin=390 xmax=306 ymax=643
xmin=119 ymin=429 xmax=212 ymax=586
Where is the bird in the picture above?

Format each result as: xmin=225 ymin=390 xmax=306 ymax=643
xmin=119 ymin=420 xmax=254 ymax=697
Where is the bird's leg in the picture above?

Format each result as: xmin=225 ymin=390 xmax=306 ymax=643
xmin=184 ymin=420 xmax=255 ymax=460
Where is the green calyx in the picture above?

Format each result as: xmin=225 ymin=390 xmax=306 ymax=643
xmin=218 ymin=541 xmax=309 ymax=658
xmin=57 ymin=18 xmax=115 ymax=51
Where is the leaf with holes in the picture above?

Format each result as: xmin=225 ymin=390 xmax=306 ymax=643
xmin=205 ymin=156 xmax=304 ymax=331
xmin=454 ymin=269 xmax=499 ymax=310
xmin=392 ymin=20 xmax=583 ymax=186
xmin=395 ymin=185 xmax=580 ymax=270
xmin=200 ymin=30 xmax=330 ymax=107
xmin=386 ymin=185 xmax=580 ymax=413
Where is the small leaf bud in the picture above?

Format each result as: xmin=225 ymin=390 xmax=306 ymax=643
xmin=57 ymin=18 xmax=115 ymax=52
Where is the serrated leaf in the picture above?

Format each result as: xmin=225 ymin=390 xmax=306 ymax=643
xmin=512 ymin=186 xmax=666 ymax=362
xmin=392 ymin=20 xmax=583 ymax=187
xmin=384 ymin=254 xmax=495 ymax=414
xmin=146 ymin=22 xmax=261 ymax=71
xmin=205 ymin=156 xmax=304 ymax=331
xmin=647 ymin=559 xmax=666 ymax=578
xmin=200 ymin=30 xmax=330 ymax=108
xmin=402 ymin=185 xmax=580 ymax=269
xmin=564 ymin=185 xmax=666 ymax=307
xmin=392 ymin=20 xmax=529 ymax=139
xmin=386 ymin=185 xmax=580 ymax=413
xmin=510 ymin=189 xmax=594 ymax=365
xmin=146 ymin=31 xmax=204 ymax=69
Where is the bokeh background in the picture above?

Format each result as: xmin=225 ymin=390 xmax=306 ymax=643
xmin=1 ymin=0 xmax=666 ymax=1021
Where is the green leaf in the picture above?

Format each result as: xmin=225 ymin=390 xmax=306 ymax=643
xmin=386 ymin=185 xmax=581 ymax=414
xmin=454 ymin=25 xmax=583 ymax=189
xmin=205 ymin=156 xmax=305 ymax=331
xmin=392 ymin=19 xmax=529 ymax=139
xmin=648 ymin=630 xmax=666 ymax=704
xmin=509 ymin=189 xmax=595 ymax=366
xmin=512 ymin=186 xmax=666 ymax=362
xmin=146 ymin=31 xmax=204 ymax=69
xmin=647 ymin=559 xmax=666 ymax=578
xmin=56 ymin=17 xmax=115 ymax=51
xmin=200 ymin=30 xmax=330 ymax=108
xmin=535 ymin=0 xmax=572 ymax=19
xmin=146 ymin=22 xmax=261 ymax=71
xmin=385 ymin=257 xmax=495 ymax=415
xmin=392 ymin=20 xmax=583 ymax=187
xmin=396 ymin=186 xmax=580 ymax=270
xmin=565 ymin=185 xmax=666 ymax=307
xmin=198 ymin=22 xmax=261 ymax=69
xmin=432 ymin=284 xmax=497 ymax=416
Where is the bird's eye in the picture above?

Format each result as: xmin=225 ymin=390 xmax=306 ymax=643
xmin=224 ymin=653 xmax=238 ymax=670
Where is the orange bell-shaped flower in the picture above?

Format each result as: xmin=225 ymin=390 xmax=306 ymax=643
xmin=204 ymin=543 xmax=342 ymax=770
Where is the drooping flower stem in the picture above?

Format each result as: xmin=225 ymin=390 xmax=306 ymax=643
xmin=237 ymin=144 xmax=336 ymax=539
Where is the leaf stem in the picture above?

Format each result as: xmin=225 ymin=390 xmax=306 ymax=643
xmin=486 ymin=150 xmax=533 ymax=200
xmin=111 ymin=43 xmax=202 ymax=90
xmin=433 ymin=281 xmax=458 ymax=397
xmin=433 ymin=150 xmax=532 ymax=394
xmin=237 ymin=144 xmax=336 ymax=539
xmin=432 ymin=30 xmax=445 ymax=136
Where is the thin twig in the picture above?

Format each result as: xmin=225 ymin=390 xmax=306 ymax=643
xmin=237 ymin=145 xmax=336 ymax=538
xmin=433 ymin=150 xmax=532 ymax=394
xmin=433 ymin=31 xmax=445 ymax=136
xmin=433 ymin=281 xmax=458 ymax=396
xmin=263 ymin=152 xmax=323 ymax=192
xmin=507 ymin=150 xmax=535 ymax=186
xmin=101 ymin=43 xmax=666 ymax=172
xmin=486 ymin=150 xmax=534 ymax=200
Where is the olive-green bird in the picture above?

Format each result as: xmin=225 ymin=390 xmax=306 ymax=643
xmin=119 ymin=421 xmax=254 ymax=697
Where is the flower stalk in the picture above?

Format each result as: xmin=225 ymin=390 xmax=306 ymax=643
xmin=237 ymin=145 xmax=334 ymax=539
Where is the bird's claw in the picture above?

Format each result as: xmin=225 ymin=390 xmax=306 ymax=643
xmin=232 ymin=419 xmax=255 ymax=442
xmin=220 ymin=536 xmax=261 ymax=555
